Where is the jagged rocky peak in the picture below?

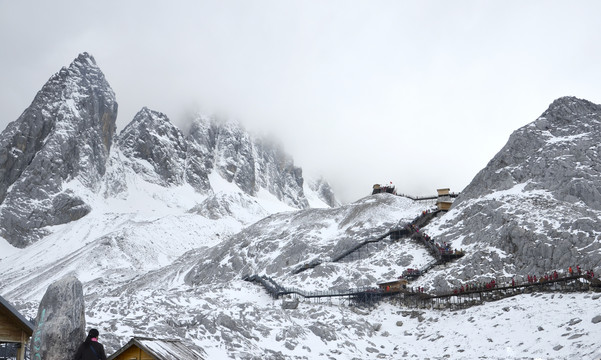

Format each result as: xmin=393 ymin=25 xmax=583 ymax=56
xmin=211 ymin=117 xmax=257 ymax=194
xmin=44 ymin=52 xmax=118 ymax=152
xmin=0 ymin=52 xmax=118 ymax=247
xmin=431 ymin=96 xmax=601 ymax=283
xmin=252 ymin=136 xmax=307 ymax=209
xmin=456 ymin=96 xmax=601 ymax=209
xmin=186 ymin=114 xmax=310 ymax=209
xmin=184 ymin=114 xmax=213 ymax=193
xmin=307 ymin=177 xmax=340 ymax=208
xmin=117 ymin=107 xmax=187 ymax=186
xmin=539 ymin=96 xmax=601 ymax=126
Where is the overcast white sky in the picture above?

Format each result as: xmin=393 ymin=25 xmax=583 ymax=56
xmin=1 ymin=1 xmax=600 ymax=203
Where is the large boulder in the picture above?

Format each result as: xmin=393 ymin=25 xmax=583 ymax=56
xmin=30 ymin=276 xmax=86 ymax=360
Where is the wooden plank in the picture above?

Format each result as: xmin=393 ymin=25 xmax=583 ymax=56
xmin=17 ymin=330 xmax=26 ymax=360
xmin=113 ymin=345 xmax=156 ymax=360
xmin=0 ymin=310 xmax=23 ymax=342
xmin=116 ymin=346 xmax=141 ymax=359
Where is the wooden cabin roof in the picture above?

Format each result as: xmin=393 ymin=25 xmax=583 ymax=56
xmin=436 ymin=188 xmax=450 ymax=195
xmin=108 ymin=337 xmax=205 ymax=360
xmin=377 ymin=279 xmax=408 ymax=287
xmin=0 ymin=294 xmax=34 ymax=337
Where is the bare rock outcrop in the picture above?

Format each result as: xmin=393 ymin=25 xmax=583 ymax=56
xmin=30 ymin=275 xmax=86 ymax=360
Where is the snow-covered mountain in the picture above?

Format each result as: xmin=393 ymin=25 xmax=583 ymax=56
xmin=1 ymin=52 xmax=600 ymax=360
xmin=0 ymin=53 xmax=336 ymax=250
xmin=0 ymin=53 xmax=118 ymax=247
xmin=422 ymin=96 xmax=601 ymax=290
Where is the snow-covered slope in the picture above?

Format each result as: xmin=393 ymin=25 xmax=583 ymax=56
xmin=2 ymin=53 xmax=601 ymax=360
xmin=184 ymin=194 xmax=431 ymax=289
xmin=420 ymin=97 xmax=601 ymax=292
xmin=0 ymin=53 xmax=338 ymax=249
xmin=6 ymin=193 xmax=597 ymax=359
xmin=0 ymin=164 xmax=291 ymax=301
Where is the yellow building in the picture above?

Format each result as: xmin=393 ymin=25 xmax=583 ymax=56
xmin=0 ymin=295 xmax=34 ymax=360
xmin=436 ymin=188 xmax=450 ymax=196
xmin=436 ymin=200 xmax=453 ymax=211
xmin=377 ymin=279 xmax=408 ymax=292
xmin=108 ymin=337 xmax=205 ymax=360
xmin=436 ymin=188 xmax=453 ymax=211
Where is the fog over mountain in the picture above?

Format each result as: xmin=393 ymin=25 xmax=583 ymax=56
xmin=0 ymin=53 xmax=336 ymax=248
xmin=0 ymin=54 xmax=600 ymax=359
xmin=3 ymin=2 xmax=601 ymax=204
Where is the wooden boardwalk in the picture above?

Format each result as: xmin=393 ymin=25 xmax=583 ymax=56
xmin=292 ymin=209 xmax=446 ymax=275
xmin=395 ymin=274 xmax=601 ymax=309
xmin=246 ymin=208 xmax=599 ymax=310
xmin=245 ymin=273 xmax=600 ymax=309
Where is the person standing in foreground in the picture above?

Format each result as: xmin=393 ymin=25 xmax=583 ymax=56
xmin=74 ymin=329 xmax=107 ymax=360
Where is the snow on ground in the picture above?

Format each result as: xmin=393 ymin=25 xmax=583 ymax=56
xmin=302 ymin=181 xmax=330 ymax=209
xmin=0 ymin=236 xmax=20 ymax=261
xmin=83 ymin=274 xmax=601 ymax=360
xmin=0 ymin=170 xmax=303 ymax=301
xmin=200 ymin=194 xmax=439 ymax=293
xmin=256 ymin=188 xmax=297 ymax=214
xmin=370 ymin=292 xmax=601 ymax=359
xmin=5 ymin=187 xmax=600 ymax=359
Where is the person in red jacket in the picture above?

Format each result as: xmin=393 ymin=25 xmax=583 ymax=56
xmin=74 ymin=329 xmax=107 ymax=360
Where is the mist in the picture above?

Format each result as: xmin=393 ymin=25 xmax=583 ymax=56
xmin=1 ymin=1 xmax=600 ymax=203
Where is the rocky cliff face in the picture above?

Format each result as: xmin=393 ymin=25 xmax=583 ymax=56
xmin=456 ymin=96 xmax=601 ymax=209
xmin=0 ymin=53 xmax=118 ymax=247
xmin=185 ymin=115 xmax=310 ymax=209
xmin=427 ymin=96 xmax=601 ymax=286
xmin=307 ymin=177 xmax=340 ymax=208
xmin=184 ymin=115 xmax=214 ymax=193
xmin=116 ymin=111 xmax=316 ymax=209
xmin=0 ymin=53 xmax=337 ymax=248
xmin=118 ymin=107 xmax=187 ymax=186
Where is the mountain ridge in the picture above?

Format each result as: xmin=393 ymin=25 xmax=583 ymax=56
xmin=0 ymin=52 xmax=118 ymax=247
xmin=1 ymin=53 xmax=600 ymax=358
xmin=424 ymin=95 xmax=601 ymax=290
xmin=0 ymin=53 xmax=337 ymax=248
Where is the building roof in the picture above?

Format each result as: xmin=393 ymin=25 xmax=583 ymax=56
xmin=108 ymin=337 xmax=205 ymax=360
xmin=0 ymin=294 xmax=34 ymax=336
xmin=377 ymin=279 xmax=407 ymax=287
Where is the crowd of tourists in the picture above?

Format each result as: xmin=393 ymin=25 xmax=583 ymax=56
xmin=453 ymin=279 xmax=497 ymax=294
xmin=450 ymin=266 xmax=596 ymax=295
xmin=408 ymin=222 xmax=463 ymax=257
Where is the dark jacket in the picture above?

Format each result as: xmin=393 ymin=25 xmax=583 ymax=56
xmin=74 ymin=341 xmax=107 ymax=360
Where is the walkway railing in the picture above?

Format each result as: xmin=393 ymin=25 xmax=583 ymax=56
xmin=293 ymin=209 xmax=442 ymax=274
xmin=397 ymin=192 xmax=461 ymax=201
xmin=398 ymin=274 xmax=600 ymax=309
xmin=248 ymin=206 xmax=599 ymax=310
